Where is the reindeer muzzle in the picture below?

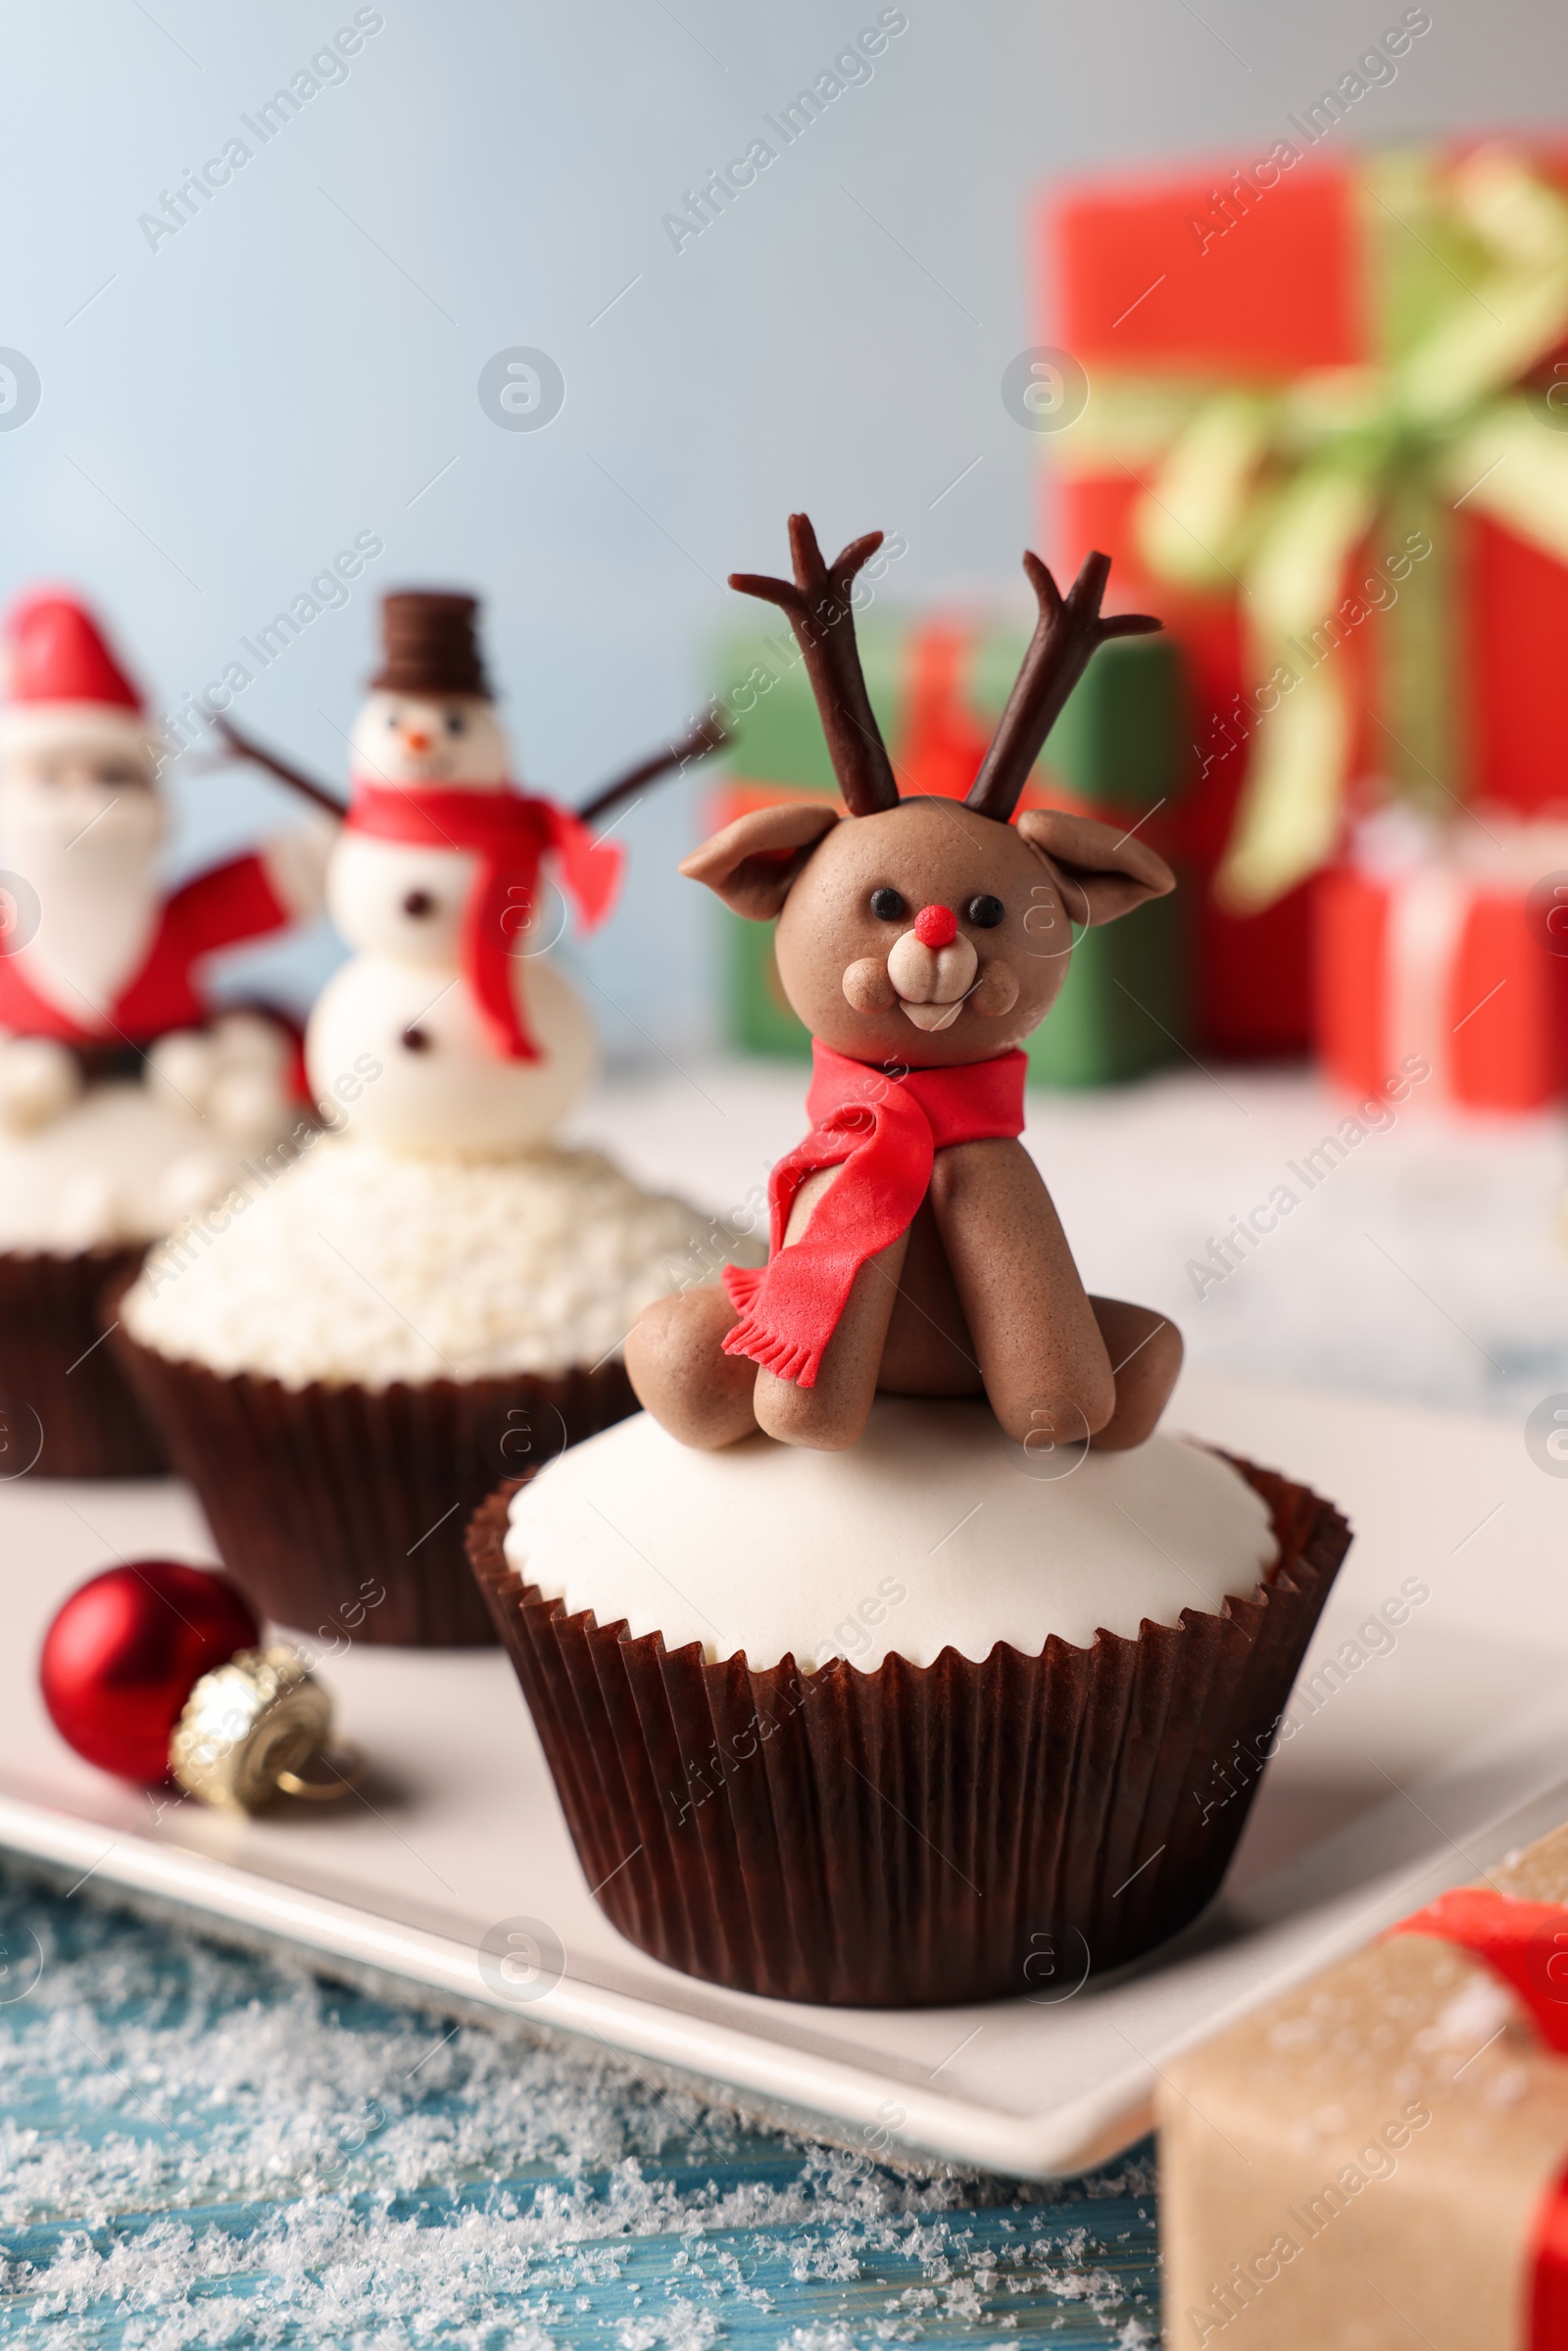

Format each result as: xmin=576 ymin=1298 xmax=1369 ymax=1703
xmin=886 ymin=918 xmax=978 ymax=1031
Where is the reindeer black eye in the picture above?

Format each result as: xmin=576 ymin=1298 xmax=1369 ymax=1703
xmin=967 ymin=894 xmax=1004 ymax=928
xmin=869 ymin=887 xmax=906 ymax=921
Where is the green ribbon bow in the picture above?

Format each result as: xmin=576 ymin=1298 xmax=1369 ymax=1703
xmin=1058 ymin=147 xmax=1568 ymax=907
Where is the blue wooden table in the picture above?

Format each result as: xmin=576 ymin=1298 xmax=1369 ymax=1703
xmin=0 ymin=1864 xmax=1160 ymax=2347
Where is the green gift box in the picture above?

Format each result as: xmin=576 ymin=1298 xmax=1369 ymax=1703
xmin=710 ymin=616 xmax=1189 ymax=1086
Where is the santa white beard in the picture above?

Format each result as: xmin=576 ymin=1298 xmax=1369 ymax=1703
xmin=0 ymin=780 xmax=166 ymax=1023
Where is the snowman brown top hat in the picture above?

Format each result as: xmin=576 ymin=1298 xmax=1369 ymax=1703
xmin=371 ymin=591 xmax=491 ymax=701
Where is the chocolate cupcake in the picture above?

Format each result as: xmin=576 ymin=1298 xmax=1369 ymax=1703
xmin=0 ymin=590 xmax=331 ymax=1476
xmin=469 ymin=516 xmax=1352 ymax=2003
xmin=117 ymin=1134 xmax=752 ymax=1645
xmin=0 ymin=1241 xmax=154 ymax=1478
xmin=0 ymin=1019 xmax=313 ymax=1477
xmin=115 ymin=582 xmax=733 ymax=1639
xmin=470 ymin=1398 xmax=1350 ymax=2006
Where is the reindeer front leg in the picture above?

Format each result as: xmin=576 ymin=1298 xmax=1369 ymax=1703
xmin=928 ymin=1139 xmax=1115 ymax=1447
xmin=753 ymin=1166 xmax=908 ymax=1451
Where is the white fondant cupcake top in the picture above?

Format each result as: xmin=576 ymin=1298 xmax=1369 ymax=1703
xmin=121 ymin=1133 xmax=756 ymax=1390
xmin=504 ymin=1399 xmax=1279 ymax=1671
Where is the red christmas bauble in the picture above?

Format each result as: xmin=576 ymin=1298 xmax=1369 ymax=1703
xmin=39 ymin=1562 xmax=260 ymax=1783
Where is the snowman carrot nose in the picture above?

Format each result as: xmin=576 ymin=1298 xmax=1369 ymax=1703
xmin=913 ymin=904 xmax=958 ymax=950
xmin=404 ymin=727 xmax=432 ymax=754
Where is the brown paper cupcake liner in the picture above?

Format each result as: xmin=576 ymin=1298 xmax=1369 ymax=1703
xmin=112 ymin=1293 xmax=637 ymax=1646
xmin=468 ymin=1454 xmax=1351 ymax=2006
xmin=0 ymin=1247 xmax=168 ymax=1478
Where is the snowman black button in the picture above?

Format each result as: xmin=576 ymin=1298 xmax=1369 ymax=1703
xmin=402 ymin=889 xmax=435 ymax=918
xmin=401 ymin=1025 xmax=432 ymax=1053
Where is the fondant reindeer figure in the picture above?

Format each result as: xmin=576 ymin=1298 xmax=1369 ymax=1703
xmin=627 ymin=514 xmax=1183 ymax=1454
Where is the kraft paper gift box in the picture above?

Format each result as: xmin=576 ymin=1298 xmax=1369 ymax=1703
xmin=711 ymin=616 xmax=1188 ymax=1087
xmin=1158 ymin=1819 xmax=1568 ymax=2349
xmin=1316 ymin=812 xmax=1568 ymax=1112
xmin=1039 ymin=141 xmax=1568 ymax=1064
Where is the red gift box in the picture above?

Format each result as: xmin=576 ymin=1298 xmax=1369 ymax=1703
xmin=1039 ymin=144 xmax=1568 ymax=1062
xmin=1317 ymin=814 xmax=1568 ymax=1111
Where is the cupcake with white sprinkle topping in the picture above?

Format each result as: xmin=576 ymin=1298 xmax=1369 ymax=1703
xmin=115 ymin=587 xmax=740 ymax=1641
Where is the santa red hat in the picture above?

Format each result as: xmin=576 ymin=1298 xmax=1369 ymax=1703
xmin=0 ymin=593 xmax=158 ymax=759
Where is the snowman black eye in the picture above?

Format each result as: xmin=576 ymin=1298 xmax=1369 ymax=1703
xmin=445 ymin=710 xmax=466 ymax=736
xmin=870 ymin=887 xmax=906 ymax=921
xmin=966 ymin=894 xmax=1004 ymax=928
xmin=385 ymin=712 xmax=398 ymax=730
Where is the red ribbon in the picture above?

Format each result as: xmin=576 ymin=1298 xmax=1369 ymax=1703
xmin=1537 ymin=2188 xmax=1568 ymax=2351
xmin=348 ymin=781 xmax=621 ymax=1059
xmin=1394 ymin=1886 xmax=1568 ymax=2343
xmin=892 ymin=625 xmax=995 ymax=800
xmin=721 ymin=1040 xmax=1027 ymax=1390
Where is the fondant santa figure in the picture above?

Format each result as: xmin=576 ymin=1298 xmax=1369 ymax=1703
xmin=0 ymin=593 xmax=329 ymax=1130
xmin=227 ymin=589 xmax=721 ymax=1155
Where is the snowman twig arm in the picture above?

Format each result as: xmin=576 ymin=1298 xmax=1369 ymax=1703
xmin=212 ymin=717 xmax=346 ymax=819
xmin=575 ymin=707 xmax=728 ymax=827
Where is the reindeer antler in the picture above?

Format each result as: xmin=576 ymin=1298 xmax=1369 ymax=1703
xmin=965 ymin=551 xmax=1161 ymax=823
xmin=729 ymin=514 xmax=900 ymax=816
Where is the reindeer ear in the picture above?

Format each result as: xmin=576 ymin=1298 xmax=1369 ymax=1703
xmin=679 ymin=802 xmax=840 ymax=919
xmin=1015 ymin=808 xmax=1175 ymax=926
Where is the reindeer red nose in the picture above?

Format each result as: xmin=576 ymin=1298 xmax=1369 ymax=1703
xmin=913 ymin=904 xmax=958 ymax=951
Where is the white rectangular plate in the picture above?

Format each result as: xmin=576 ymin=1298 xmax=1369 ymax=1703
xmin=0 ymin=1369 xmax=1561 ymax=2180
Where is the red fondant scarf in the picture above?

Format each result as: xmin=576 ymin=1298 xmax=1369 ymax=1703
xmin=348 ymin=781 xmax=622 ymax=1059
xmin=721 ymin=1040 xmax=1027 ymax=1390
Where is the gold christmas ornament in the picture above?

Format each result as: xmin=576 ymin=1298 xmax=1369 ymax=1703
xmin=169 ymin=1645 xmax=359 ymax=1813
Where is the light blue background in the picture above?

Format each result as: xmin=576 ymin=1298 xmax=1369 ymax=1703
xmin=3 ymin=0 xmax=1561 ymax=1060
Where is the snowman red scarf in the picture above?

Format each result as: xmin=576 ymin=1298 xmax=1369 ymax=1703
xmin=347 ymin=782 xmax=622 ymax=1059
xmin=722 ymin=1041 xmax=1028 ymax=1389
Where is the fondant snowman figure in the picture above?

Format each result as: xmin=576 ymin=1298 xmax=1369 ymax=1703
xmin=307 ymin=592 xmax=621 ymax=1155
